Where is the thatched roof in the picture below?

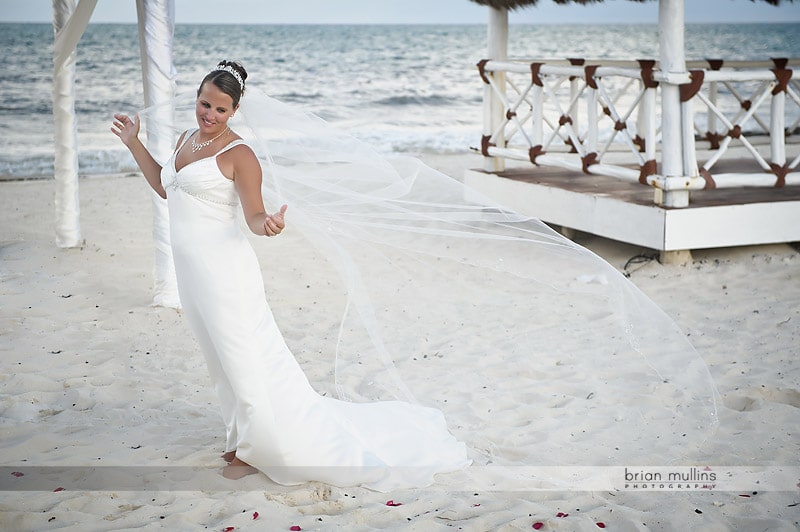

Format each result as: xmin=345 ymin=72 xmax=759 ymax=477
xmin=468 ymin=0 xmax=787 ymax=9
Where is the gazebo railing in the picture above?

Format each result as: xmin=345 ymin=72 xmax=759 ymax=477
xmin=477 ymin=57 xmax=800 ymax=200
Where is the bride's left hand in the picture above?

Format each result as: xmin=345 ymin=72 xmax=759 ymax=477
xmin=263 ymin=205 xmax=288 ymax=236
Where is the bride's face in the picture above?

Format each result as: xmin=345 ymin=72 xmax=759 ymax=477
xmin=195 ymin=82 xmax=237 ymax=134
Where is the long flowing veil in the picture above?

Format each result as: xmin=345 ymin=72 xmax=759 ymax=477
xmin=138 ymin=86 xmax=718 ymax=487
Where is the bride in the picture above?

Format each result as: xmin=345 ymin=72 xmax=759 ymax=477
xmin=112 ymin=60 xmax=469 ymax=490
xmin=113 ymin=60 xmax=718 ymax=492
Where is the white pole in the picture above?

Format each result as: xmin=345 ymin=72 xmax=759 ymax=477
xmin=681 ymin=91 xmax=699 ymax=179
xmin=657 ymin=0 xmax=690 ymax=207
xmin=708 ymin=79 xmax=718 ymax=141
xmin=642 ymin=84 xmax=657 ymax=164
xmin=531 ymin=82 xmax=543 ymax=148
xmin=570 ymin=61 xmax=581 ymax=137
xmin=51 ymin=0 xmax=98 ymax=247
xmin=637 ymin=79 xmax=647 ymax=152
xmin=770 ymin=87 xmax=786 ymax=177
xmin=586 ymin=85 xmax=598 ymax=154
xmin=136 ymin=0 xmax=180 ymax=308
xmin=484 ymin=6 xmax=508 ymax=173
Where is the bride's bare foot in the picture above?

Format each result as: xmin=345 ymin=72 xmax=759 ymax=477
xmin=223 ymin=457 xmax=258 ymax=480
xmin=221 ymin=450 xmax=236 ymax=463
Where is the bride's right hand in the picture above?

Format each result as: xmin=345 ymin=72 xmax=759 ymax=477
xmin=111 ymin=113 xmax=140 ymax=147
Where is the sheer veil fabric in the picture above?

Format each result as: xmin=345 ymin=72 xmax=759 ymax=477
xmin=138 ymin=86 xmax=718 ymax=489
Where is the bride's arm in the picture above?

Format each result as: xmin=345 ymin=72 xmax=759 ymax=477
xmin=229 ymin=145 xmax=287 ymax=236
xmin=111 ymin=114 xmax=167 ymax=199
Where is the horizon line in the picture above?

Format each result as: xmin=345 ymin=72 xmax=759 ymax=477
xmin=2 ymin=20 xmax=798 ymax=26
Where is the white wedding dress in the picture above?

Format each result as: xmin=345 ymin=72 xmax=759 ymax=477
xmin=135 ymin=90 xmax=720 ymax=493
xmin=161 ymin=132 xmax=469 ymax=491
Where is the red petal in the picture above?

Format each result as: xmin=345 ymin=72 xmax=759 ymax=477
xmin=472 ymin=503 xmax=481 ymax=507
xmin=385 ymin=500 xmax=403 ymax=507
xmin=556 ymin=512 xmax=569 ymax=517
xmin=11 ymin=472 xmax=24 ymax=477
xmin=54 ymin=487 xmax=65 ymax=492
xmin=223 ymin=528 xmax=234 ymax=532
xmin=739 ymin=494 xmax=751 ymax=498
xmin=532 ymin=523 xmax=544 ymax=530
xmin=290 ymin=527 xmax=302 ymax=531
xmin=597 ymin=523 xmax=606 ymax=529
xmin=252 ymin=512 xmax=259 ymax=520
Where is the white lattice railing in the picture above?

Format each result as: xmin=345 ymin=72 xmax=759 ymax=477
xmin=477 ymin=57 xmax=800 ymax=199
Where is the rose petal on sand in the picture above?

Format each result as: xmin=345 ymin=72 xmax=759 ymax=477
xmin=532 ymin=522 xmax=544 ymax=530
xmin=223 ymin=527 xmax=234 ymax=532
xmin=597 ymin=523 xmax=606 ymax=528
xmin=290 ymin=526 xmax=302 ymax=531
xmin=11 ymin=472 xmax=23 ymax=477
xmin=53 ymin=487 xmax=65 ymax=492
xmin=556 ymin=512 xmax=569 ymax=517
xmin=252 ymin=512 xmax=259 ymax=520
xmin=386 ymin=500 xmax=403 ymax=507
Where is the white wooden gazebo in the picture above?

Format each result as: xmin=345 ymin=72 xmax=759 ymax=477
xmin=466 ymin=0 xmax=799 ymax=262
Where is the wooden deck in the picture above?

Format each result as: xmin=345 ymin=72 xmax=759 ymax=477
xmin=464 ymin=158 xmax=800 ymax=258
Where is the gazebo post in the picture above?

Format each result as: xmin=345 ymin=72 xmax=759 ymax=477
xmin=136 ymin=0 xmax=180 ymax=308
xmin=770 ymin=77 xmax=786 ymax=177
xmin=656 ymin=0 xmax=691 ymax=209
xmin=51 ymin=0 xmax=98 ymax=248
xmin=657 ymin=0 xmax=694 ymax=263
xmin=483 ymin=6 xmax=508 ymax=172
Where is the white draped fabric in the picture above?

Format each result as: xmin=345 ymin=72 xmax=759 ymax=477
xmin=51 ymin=0 xmax=97 ymax=248
xmin=136 ymin=0 xmax=180 ymax=307
xmin=51 ymin=0 xmax=179 ymax=305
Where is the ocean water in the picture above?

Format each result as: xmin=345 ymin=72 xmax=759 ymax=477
xmin=1 ymin=22 xmax=798 ymax=178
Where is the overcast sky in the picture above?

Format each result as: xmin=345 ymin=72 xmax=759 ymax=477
xmin=3 ymin=0 xmax=800 ymax=25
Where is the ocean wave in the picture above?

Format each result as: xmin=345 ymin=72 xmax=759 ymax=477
xmin=372 ymin=94 xmax=453 ymax=107
xmin=0 ymin=102 xmax=51 ymax=115
xmin=276 ymin=91 xmax=325 ymax=102
xmin=0 ymin=149 xmax=139 ymax=180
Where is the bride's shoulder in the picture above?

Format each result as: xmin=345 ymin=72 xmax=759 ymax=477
xmin=218 ymin=137 xmax=258 ymax=165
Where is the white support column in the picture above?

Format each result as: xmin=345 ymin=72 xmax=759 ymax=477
xmin=708 ymin=79 xmax=718 ymax=140
xmin=642 ymin=85 xmax=657 ymax=164
xmin=136 ymin=0 xmax=180 ymax=308
xmin=681 ymin=86 xmax=699 ymax=179
xmin=570 ymin=67 xmax=581 ymax=137
xmin=770 ymin=87 xmax=786 ymax=173
xmin=51 ymin=0 xmax=98 ymax=248
xmin=585 ymin=86 xmax=598 ymax=153
xmin=657 ymin=0 xmax=690 ymax=207
xmin=484 ymin=6 xmax=508 ymax=173
xmin=637 ymin=79 xmax=647 ymax=149
xmin=531 ymin=83 xmax=543 ymax=147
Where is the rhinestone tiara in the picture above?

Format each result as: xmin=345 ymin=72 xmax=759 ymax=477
xmin=211 ymin=65 xmax=244 ymax=90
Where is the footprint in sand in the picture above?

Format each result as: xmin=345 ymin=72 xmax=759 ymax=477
xmin=264 ymin=484 xmax=333 ymax=507
xmin=723 ymin=387 xmax=800 ymax=411
xmin=758 ymin=387 xmax=800 ymax=408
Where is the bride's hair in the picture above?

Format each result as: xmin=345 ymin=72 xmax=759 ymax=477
xmin=199 ymin=60 xmax=248 ymax=107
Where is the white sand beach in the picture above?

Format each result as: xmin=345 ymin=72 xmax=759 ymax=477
xmin=1 ymin=153 xmax=798 ymax=531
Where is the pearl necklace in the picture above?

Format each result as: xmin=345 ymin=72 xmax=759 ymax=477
xmin=191 ymin=127 xmax=229 ymax=153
